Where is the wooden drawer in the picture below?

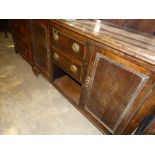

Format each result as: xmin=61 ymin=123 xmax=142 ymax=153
xmin=51 ymin=47 xmax=82 ymax=83
xmin=50 ymin=28 xmax=86 ymax=61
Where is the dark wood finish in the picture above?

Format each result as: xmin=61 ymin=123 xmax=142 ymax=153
xmin=126 ymin=19 xmax=155 ymax=35
xmin=50 ymin=27 xmax=86 ymax=61
xmin=122 ymin=83 xmax=155 ymax=134
xmin=51 ymin=48 xmax=82 ymax=83
xmin=9 ymin=19 xmax=155 ymax=134
xmin=49 ymin=21 xmax=90 ymax=107
xmin=50 ymin=22 xmax=89 ymax=84
xmin=81 ymin=44 xmax=155 ymax=134
xmin=54 ymin=20 xmax=155 ymax=65
xmin=53 ymin=75 xmax=81 ymax=105
xmin=104 ymin=19 xmax=127 ymax=26
xmin=10 ymin=20 xmax=33 ymax=65
xmin=104 ymin=19 xmax=155 ymax=35
xmin=31 ymin=20 xmax=51 ymax=79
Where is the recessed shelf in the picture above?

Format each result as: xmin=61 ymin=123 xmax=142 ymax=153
xmin=53 ymin=75 xmax=81 ymax=105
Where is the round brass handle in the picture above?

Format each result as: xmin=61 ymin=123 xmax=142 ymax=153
xmin=53 ymin=30 xmax=59 ymax=41
xmin=72 ymin=43 xmax=80 ymax=53
xmin=70 ymin=65 xmax=78 ymax=73
xmin=53 ymin=53 xmax=59 ymax=61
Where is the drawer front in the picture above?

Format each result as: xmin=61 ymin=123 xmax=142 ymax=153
xmin=51 ymin=28 xmax=86 ymax=61
xmin=51 ymin=48 xmax=82 ymax=83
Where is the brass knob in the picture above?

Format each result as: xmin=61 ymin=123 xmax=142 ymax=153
xmin=53 ymin=30 xmax=59 ymax=41
xmin=72 ymin=43 xmax=80 ymax=53
xmin=70 ymin=65 xmax=77 ymax=73
xmin=53 ymin=53 xmax=59 ymax=60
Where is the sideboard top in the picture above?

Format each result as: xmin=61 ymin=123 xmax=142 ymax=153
xmin=50 ymin=19 xmax=155 ymax=66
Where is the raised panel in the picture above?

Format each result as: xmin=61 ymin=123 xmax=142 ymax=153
xmin=84 ymin=50 xmax=149 ymax=133
xmin=32 ymin=22 xmax=49 ymax=76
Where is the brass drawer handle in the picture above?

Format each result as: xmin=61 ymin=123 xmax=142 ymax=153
xmin=53 ymin=30 xmax=59 ymax=41
xmin=53 ymin=53 xmax=59 ymax=60
xmin=72 ymin=43 xmax=80 ymax=53
xmin=70 ymin=65 xmax=78 ymax=73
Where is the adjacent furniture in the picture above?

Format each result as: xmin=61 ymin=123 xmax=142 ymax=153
xmin=0 ymin=19 xmax=9 ymax=38
xmin=10 ymin=20 xmax=33 ymax=65
xmin=104 ymin=19 xmax=155 ymax=35
xmin=10 ymin=19 xmax=155 ymax=134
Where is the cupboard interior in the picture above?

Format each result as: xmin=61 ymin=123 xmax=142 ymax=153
xmin=52 ymin=64 xmax=81 ymax=105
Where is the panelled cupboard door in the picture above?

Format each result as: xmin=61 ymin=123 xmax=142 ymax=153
xmin=82 ymin=45 xmax=153 ymax=134
xmin=32 ymin=21 xmax=50 ymax=77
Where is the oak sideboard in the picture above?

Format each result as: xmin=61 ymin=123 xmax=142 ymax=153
xmin=10 ymin=19 xmax=155 ymax=134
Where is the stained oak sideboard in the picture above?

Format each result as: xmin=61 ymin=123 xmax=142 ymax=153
xmin=10 ymin=19 xmax=155 ymax=134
